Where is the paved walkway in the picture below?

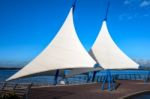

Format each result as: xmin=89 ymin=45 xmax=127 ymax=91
xmin=29 ymin=80 xmax=150 ymax=99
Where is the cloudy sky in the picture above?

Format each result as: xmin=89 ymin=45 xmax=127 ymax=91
xmin=0 ymin=0 xmax=150 ymax=67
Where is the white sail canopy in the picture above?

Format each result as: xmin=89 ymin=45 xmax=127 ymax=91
xmin=91 ymin=21 xmax=139 ymax=69
xmin=66 ymin=21 xmax=139 ymax=78
xmin=6 ymin=8 xmax=96 ymax=81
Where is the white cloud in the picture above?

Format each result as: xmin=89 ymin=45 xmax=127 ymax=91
xmin=118 ymin=13 xmax=137 ymax=20
xmin=123 ymin=0 xmax=140 ymax=5
xmin=143 ymin=14 xmax=149 ymax=17
xmin=140 ymin=0 xmax=150 ymax=7
xmin=118 ymin=13 xmax=126 ymax=20
xmin=123 ymin=0 xmax=150 ymax=8
xmin=124 ymin=0 xmax=130 ymax=5
xmin=127 ymin=16 xmax=133 ymax=20
xmin=118 ymin=13 xmax=149 ymax=21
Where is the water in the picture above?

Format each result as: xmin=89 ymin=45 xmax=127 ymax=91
xmin=133 ymin=94 xmax=150 ymax=99
xmin=0 ymin=70 xmax=88 ymax=85
xmin=0 ymin=70 xmax=55 ymax=84
xmin=128 ymin=92 xmax=150 ymax=99
xmin=0 ymin=70 xmax=150 ymax=85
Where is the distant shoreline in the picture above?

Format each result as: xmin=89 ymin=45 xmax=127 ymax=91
xmin=0 ymin=67 xmax=21 ymax=70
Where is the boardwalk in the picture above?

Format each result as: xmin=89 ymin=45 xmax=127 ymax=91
xmin=29 ymin=80 xmax=150 ymax=99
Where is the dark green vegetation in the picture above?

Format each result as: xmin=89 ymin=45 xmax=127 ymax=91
xmin=0 ymin=92 xmax=19 ymax=99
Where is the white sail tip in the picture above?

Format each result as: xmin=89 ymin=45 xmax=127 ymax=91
xmin=6 ymin=73 xmax=20 ymax=81
xmin=6 ymin=77 xmax=12 ymax=82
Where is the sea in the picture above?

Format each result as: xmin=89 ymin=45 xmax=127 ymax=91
xmin=132 ymin=93 xmax=150 ymax=99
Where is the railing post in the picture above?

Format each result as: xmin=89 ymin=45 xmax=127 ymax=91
xmin=54 ymin=70 xmax=59 ymax=85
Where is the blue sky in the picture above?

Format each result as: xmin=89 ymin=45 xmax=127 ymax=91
xmin=0 ymin=0 xmax=150 ymax=67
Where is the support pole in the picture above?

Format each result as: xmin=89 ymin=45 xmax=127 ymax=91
xmin=72 ymin=0 xmax=77 ymax=12
xmin=101 ymin=70 xmax=115 ymax=91
xmin=101 ymin=72 xmax=107 ymax=90
xmin=92 ymin=71 xmax=97 ymax=82
xmin=103 ymin=0 xmax=110 ymax=21
xmin=54 ymin=69 xmax=59 ymax=85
